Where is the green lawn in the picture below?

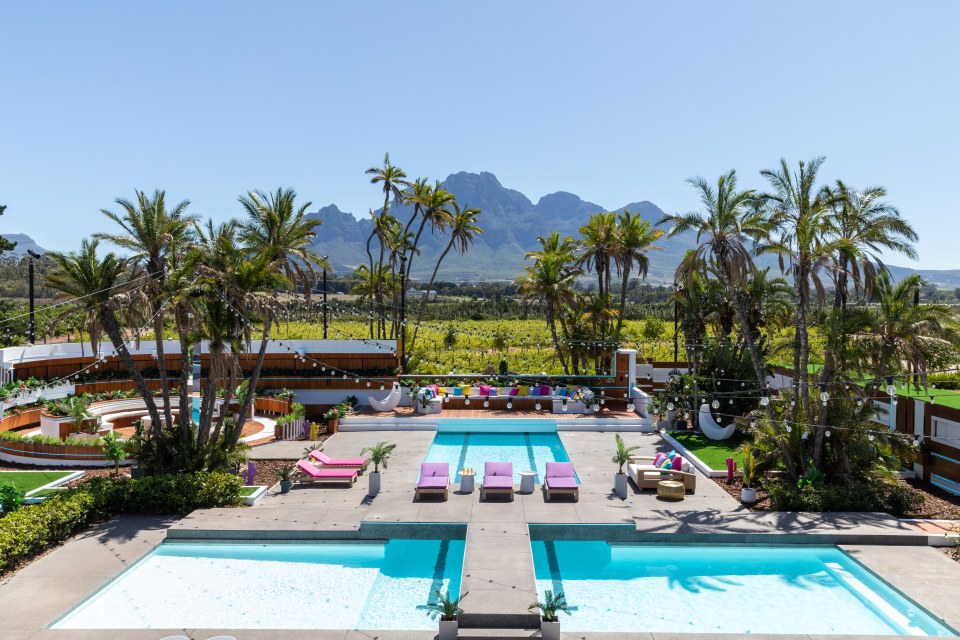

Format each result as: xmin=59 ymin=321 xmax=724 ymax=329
xmin=28 ymin=487 xmax=68 ymax=498
xmin=667 ymin=431 xmax=748 ymax=471
xmin=0 ymin=471 xmax=74 ymax=493
xmin=894 ymin=383 xmax=960 ymax=410
xmin=240 ymin=486 xmax=260 ymax=497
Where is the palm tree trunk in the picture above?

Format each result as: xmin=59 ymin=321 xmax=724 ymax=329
xmin=175 ymin=306 xmax=192 ymax=439
xmin=546 ymin=306 xmax=569 ymax=375
xmin=100 ymin=308 xmax=162 ymax=433
xmin=365 ymin=228 xmax=376 ymax=338
xmin=152 ymin=306 xmax=175 ymax=431
xmin=616 ymin=263 xmax=631 ymax=333
xmin=795 ymin=265 xmax=813 ymax=426
xmin=231 ymin=319 xmax=272 ymax=447
xmin=410 ymin=238 xmax=454 ymax=353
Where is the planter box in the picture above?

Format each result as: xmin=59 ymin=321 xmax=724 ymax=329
xmin=40 ymin=413 xmax=98 ymax=440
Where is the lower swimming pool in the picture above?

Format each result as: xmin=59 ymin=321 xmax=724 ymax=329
xmin=530 ymin=541 xmax=953 ymax=636
xmin=54 ymin=539 xmax=465 ymax=630
xmin=424 ymin=431 xmax=572 ymax=482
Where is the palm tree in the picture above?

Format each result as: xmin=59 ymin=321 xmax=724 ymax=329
xmin=366 ymin=154 xmax=410 ymax=337
xmin=758 ymin=157 xmax=840 ymax=425
xmin=45 ymin=239 xmax=164 ymax=432
xmin=410 ymin=202 xmax=482 ymax=351
xmin=661 ymin=171 xmax=797 ymax=477
xmin=859 ymin=272 xmax=960 ymax=387
xmin=578 ymin=212 xmax=618 ymax=297
xmin=525 ymin=232 xmax=579 ymax=263
xmin=405 ymin=181 xmax=453 ymax=278
xmin=238 ymin=187 xmax=327 ymax=298
xmin=613 ymin=210 xmax=663 ymax=331
xmin=95 ymin=189 xmax=198 ymax=431
xmin=517 ymin=253 xmax=579 ymax=374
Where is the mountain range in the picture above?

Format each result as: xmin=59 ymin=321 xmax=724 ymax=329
xmin=307 ymin=171 xmax=960 ymax=287
xmin=6 ymin=172 xmax=958 ymax=287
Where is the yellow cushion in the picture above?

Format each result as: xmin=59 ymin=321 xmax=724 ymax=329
xmin=460 ymin=385 xmax=472 ymax=396
xmin=518 ymin=385 xmax=530 ymax=396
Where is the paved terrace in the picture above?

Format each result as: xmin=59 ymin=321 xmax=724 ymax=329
xmin=1 ymin=428 xmax=957 ymax=639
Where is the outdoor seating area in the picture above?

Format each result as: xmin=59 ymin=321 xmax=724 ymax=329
xmin=627 ymin=453 xmax=697 ymax=493
xmin=294 ymin=459 xmax=357 ymax=486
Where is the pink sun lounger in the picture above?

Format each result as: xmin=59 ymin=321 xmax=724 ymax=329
xmin=296 ymin=459 xmax=357 ymax=486
xmin=481 ymin=462 xmax=515 ymax=501
xmin=310 ymin=449 xmax=368 ymax=473
xmin=415 ymin=462 xmax=450 ymax=501
xmin=544 ymin=461 xmax=579 ymax=502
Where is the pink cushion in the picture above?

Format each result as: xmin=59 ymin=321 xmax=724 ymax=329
xmin=509 ymin=387 xmax=519 ymax=396
xmin=310 ymin=450 xmax=367 ymax=466
xmin=539 ymin=385 xmax=551 ymax=396
xmin=546 ymin=462 xmax=575 ymax=478
xmin=484 ymin=461 xmax=513 ymax=477
xmin=297 ymin=460 xmax=357 ymax=478
xmin=420 ymin=462 xmax=449 ymax=478
xmin=417 ymin=476 xmax=448 ymax=489
xmin=671 ymin=455 xmax=684 ymax=470
xmin=426 ymin=384 xmax=439 ymax=395
xmin=546 ymin=476 xmax=578 ymax=490
xmin=482 ymin=475 xmax=513 ymax=489
xmin=479 ymin=385 xmax=492 ymax=395
xmin=653 ymin=453 xmax=667 ymax=468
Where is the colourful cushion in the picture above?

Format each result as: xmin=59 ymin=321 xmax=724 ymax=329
xmin=671 ymin=455 xmax=684 ymax=471
xmin=479 ymin=385 xmax=492 ymax=396
xmin=659 ymin=457 xmax=673 ymax=469
xmin=460 ymin=385 xmax=472 ymax=396
xmin=557 ymin=388 xmax=568 ymax=397
xmin=517 ymin=385 xmax=529 ymax=396
xmin=653 ymin=453 xmax=667 ymax=467
xmin=489 ymin=388 xmax=498 ymax=397
xmin=509 ymin=387 xmax=519 ymax=396
xmin=539 ymin=385 xmax=551 ymax=396
xmin=427 ymin=384 xmax=439 ymax=395
xmin=566 ymin=385 xmax=577 ymax=393
xmin=453 ymin=387 xmax=463 ymax=396
xmin=531 ymin=386 xmax=541 ymax=396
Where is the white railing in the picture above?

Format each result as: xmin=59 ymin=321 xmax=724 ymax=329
xmin=276 ymin=418 xmax=306 ymax=441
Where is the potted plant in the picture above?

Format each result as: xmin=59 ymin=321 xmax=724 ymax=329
xmin=277 ymin=464 xmax=297 ymax=494
xmin=740 ymin=444 xmax=757 ymax=503
xmin=424 ymin=588 xmax=468 ymax=640
xmin=528 ymin=590 xmax=570 ymax=640
xmin=323 ymin=406 xmax=341 ymax=434
xmin=612 ymin=434 xmax=641 ymax=499
xmin=360 ymin=441 xmax=396 ymax=497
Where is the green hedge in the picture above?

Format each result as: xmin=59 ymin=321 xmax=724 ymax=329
xmin=0 ymin=472 xmax=243 ymax=575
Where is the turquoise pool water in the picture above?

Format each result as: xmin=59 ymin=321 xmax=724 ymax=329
xmin=191 ymin=396 xmax=201 ymax=423
xmin=424 ymin=431 xmax=572 ymax=482
xmin=531 ymin=542 xmax=953 ymax=636
xmin=53 ymin=539 xmax=465 ymax=630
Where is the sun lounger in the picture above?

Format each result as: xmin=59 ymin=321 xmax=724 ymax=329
xmin=481 ymin=462 xmax=515 ymax=501
xmin=544 ymin=461 xmax=579 ymax=502
xmin=295 ymin=459 xmax=357 ymax=486
xmin=415 ymin=462 xmax=450 ymax=501
xmin=310 ymin=450 xmax=368 ymax=473
xmin=627 ymin=455 xmax=696 ymax=492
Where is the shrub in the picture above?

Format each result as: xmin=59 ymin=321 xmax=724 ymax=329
xmin=0 ymin=482 xmax=25 ymax=513
xmin=85 ymin=472 xmax=244 ymax=516
xmin=0 ymin=490 xmax=97 ymax=574
xmin=764 ymin=478 xmax=921 ymax=515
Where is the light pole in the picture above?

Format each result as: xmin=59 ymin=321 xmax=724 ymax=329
xmin=322 ymin=258 xmax=328 ymax=340
xmin=886 ymin=376 xmax=897 ymax=433
xmin=27 ymin=250 xmax=41 ymax=345
xmin=399 ymin=254 xmax=407 ymax=374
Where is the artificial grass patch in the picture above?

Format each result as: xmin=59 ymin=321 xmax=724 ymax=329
xmin=895 ymin=384 xmax=960 ymax=410
xmin=667 ymin=431 xmax=749 ymax=471
xmin=240 ymin=486 xmax=260 ymax=497
xmin=28 ymin=488 xmax=68 ymax=498
xmin=0 ymin=471 xmax=73 ymax=493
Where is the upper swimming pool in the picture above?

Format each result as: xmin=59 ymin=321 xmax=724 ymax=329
xmin=424 ymin=431 xmax=572 ymax=483
xmin=53 ymin=539 xmax=465 ymax=630
xmin=530 ymin=541 xmax=953 ymax=636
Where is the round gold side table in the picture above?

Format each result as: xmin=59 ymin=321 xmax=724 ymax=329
xmin=657 ymin=479 xmax=685 ymax=501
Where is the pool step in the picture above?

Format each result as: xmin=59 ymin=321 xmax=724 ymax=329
xmin=457 ymin=626 xmax=541 ymax=639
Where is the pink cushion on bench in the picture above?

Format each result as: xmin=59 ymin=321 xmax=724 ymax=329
xmin=296 ymin=460 xmax=357 ymax=478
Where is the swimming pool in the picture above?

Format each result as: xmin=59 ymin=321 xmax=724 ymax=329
xmin=53 ymin=539 xmax=465 ymax=630
xmin=530 ymin=541 xmax=953 ymax=636
xmin=191 ymin=396 xmax=201 ymax=423
xmin=424 ymin=431 xmax=572 ymax=482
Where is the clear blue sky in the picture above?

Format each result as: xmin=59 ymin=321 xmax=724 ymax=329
xmin=2 ymin=1 xmax=958 ymax=268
